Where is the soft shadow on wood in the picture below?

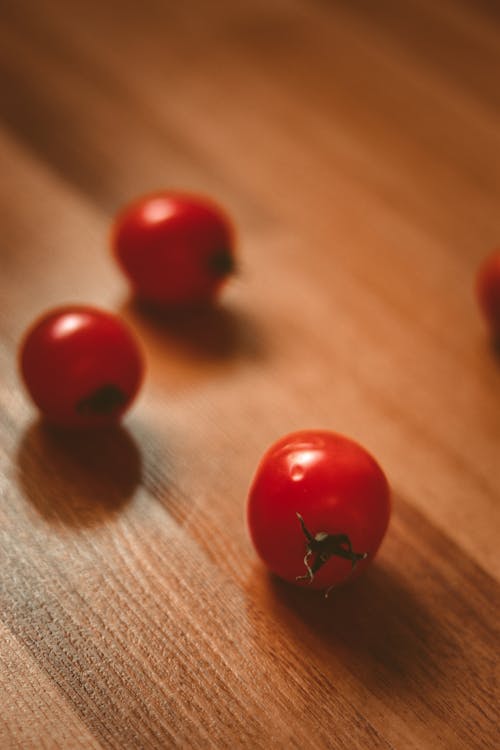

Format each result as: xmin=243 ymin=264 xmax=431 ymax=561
xmin=16 ymin=420 xmax=141 ymax=527
xmin=121 ymin=297 xmax=267 ymax=366
xmin=491 ymin=336 xmax=500 ymax=360
xmin=252 ymin=561 xmax=445 ymax=694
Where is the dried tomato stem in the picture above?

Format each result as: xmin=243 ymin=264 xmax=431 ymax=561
xmin=76 ymin=384 xmax=126 ymax=415
xmin=209 ymin=248 xmax=235 ymax=276
xmin=295 ymin=512 xmax=367 ymax=589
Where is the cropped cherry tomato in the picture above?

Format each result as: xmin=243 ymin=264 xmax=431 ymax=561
xmin=247 ymin=430 xmax=391 ymax=593
xmin=19 ymin=306 xmax=144 ymax=428
xmin=111 ymin=191 xmax=235 ymax=307
xmin=476 ymin=249 xmax=500 ymax=341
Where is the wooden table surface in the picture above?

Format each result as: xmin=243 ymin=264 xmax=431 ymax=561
xmin=1 ymin=1 xmax=499 ymax=748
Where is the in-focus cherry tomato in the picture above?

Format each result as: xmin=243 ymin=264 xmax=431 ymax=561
xmin=476 ymin=249 xmax=500 ymax=341
xmin=19 ymin=306 xmax=144 ymax=428
xmin=111 ymin=191 xmax=235 ymax=307
xmin=247 ymin=430 xmax=391 ymax=593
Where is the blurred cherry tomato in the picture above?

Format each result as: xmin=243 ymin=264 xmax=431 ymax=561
xmin=476 ymin=249 xmax=500 ymax=341
xmin=247 ymin=430 xmax=391 ymax=593
xmin=111 ymin=191 xmax=235 ymax=306
xmin=19 ymin=306 xmax=144 ymax=428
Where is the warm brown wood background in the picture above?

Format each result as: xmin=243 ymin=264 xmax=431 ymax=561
xmin=1 ymin=0 xmax=499 ymax=748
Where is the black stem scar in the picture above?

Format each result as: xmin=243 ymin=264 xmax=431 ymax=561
xmin=209 ymin=248 xmax=235 ymax=277
xmin=295 ymin=512 xmax=367 ymax=592
xmin=76 ymin=384 xmax=127 ymax=415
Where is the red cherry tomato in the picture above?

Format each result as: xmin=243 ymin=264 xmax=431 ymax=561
xmin=476 ymin=249 xmax=500 ymax=341
xmin=19 ymin=306 xmax=144 ymax=428
xmin=111 ymin=191 xmax=235 ymax=307
xmin=247 ymin=430 xmax=391 ymax=593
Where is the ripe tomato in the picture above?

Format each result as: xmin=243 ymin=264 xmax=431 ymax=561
xmin=476 ymin=249 xmax=500 ymax=341
xmin=111 ymin=191 xmax=235 ymax=307
xmin=19 ymin=306 xmax=144 ymax=428
xmin=247 ymin=430 xmax=391 ymax=593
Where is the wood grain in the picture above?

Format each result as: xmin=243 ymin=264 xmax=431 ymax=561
xmin=1 ymin=1 xmax=499 ymax=748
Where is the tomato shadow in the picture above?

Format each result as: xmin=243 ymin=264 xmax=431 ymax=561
xmin=491 ymin=335 xmax=500 ymax=360
xmin=120 ymin=297 xmax=267 ymax=376
xmin=16 ymin=420 xmax=142 ymax=527
xmin=249 ymin=559 xmax=446 ymax=696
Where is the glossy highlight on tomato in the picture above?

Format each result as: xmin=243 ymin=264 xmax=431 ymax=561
xmin=111 ymin=191 xmax=236 ymax=307
xmin=476 ymin=248 xmax=500 ymax=341
xmin=19 ymin=306 xmax=144 ymax=428
xmin=247 ymin=430 xmax=391 ymax=593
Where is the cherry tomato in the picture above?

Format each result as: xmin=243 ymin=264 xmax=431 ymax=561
xmin=476 ymin=249 xmax=500 ymax=341
xmin=247 ymin=430 xmax=391 ymax=593
xmin=19 ymin=306 xmax=144 ymax=428
xmin=111 ymin=191 xmax=236 ymax=307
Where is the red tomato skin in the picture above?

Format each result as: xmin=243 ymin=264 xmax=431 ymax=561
xmin=19 ymin=306 xmax=144 ymax=428
xmin=111 ymin=191 xmax=235 ymax=306
xmin=247 ymin=430 xmax=391 ymax=590
xmin=476 ymin=249 xmax=500 ymax=340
